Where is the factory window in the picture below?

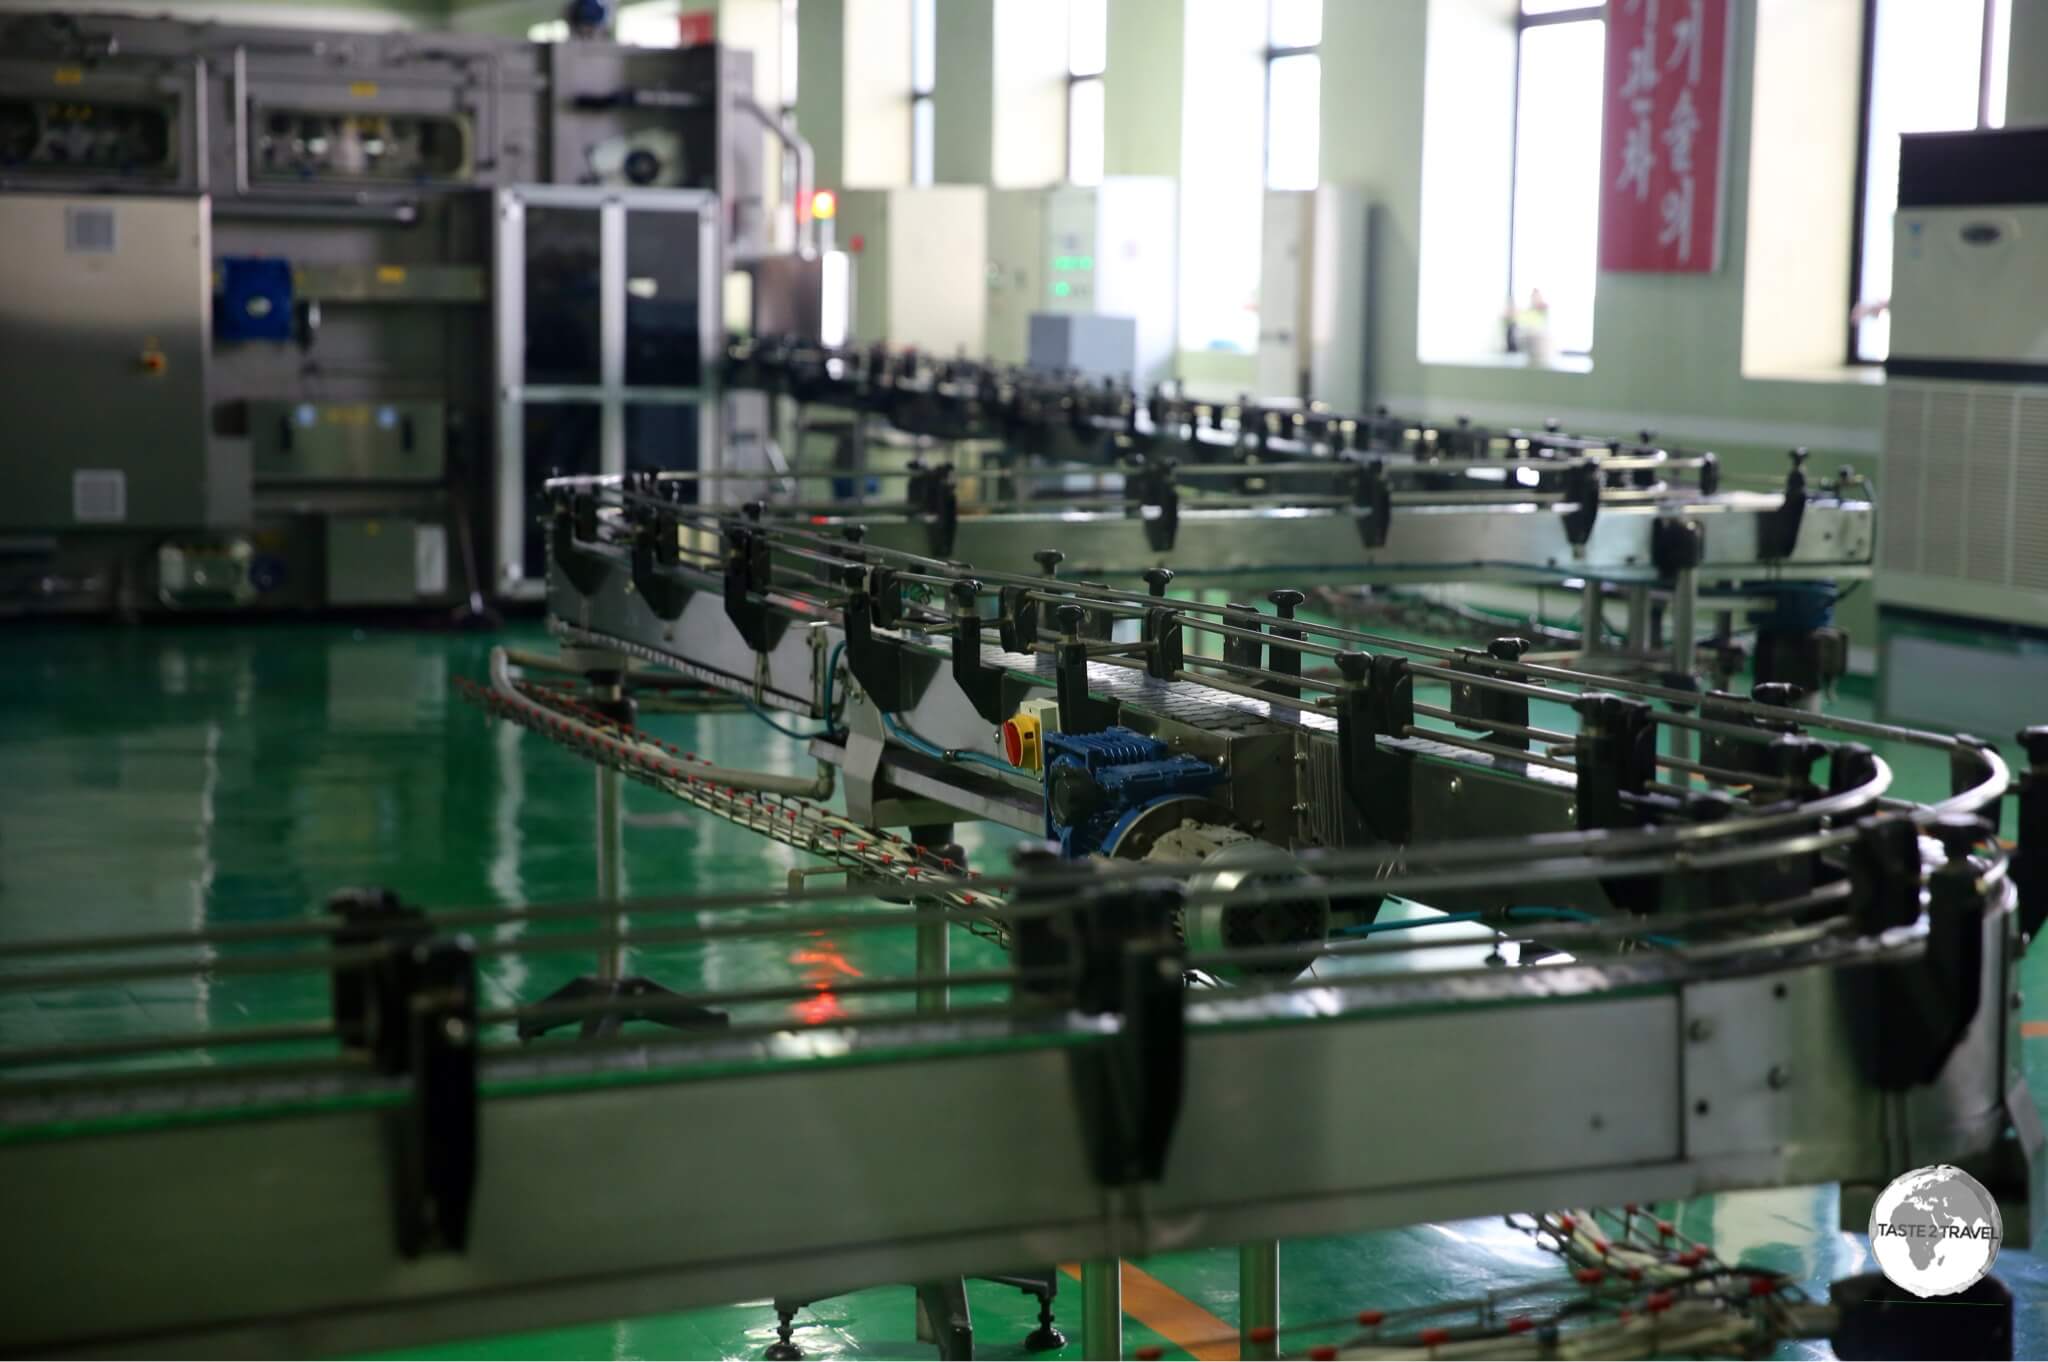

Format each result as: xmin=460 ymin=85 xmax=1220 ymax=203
xmin=1264 ymin=0 xmax=1320 ymax=191
xmin=1067 ymin=0 xmax=1107 ymax=186
xmin=1507 ymin=1 xmax=1605 ymax=360
xmin=1849 ymin=0 xmax=2010 ymax=363
xmin=616 ymin=2 xmax=687 ymax=48
xmin=1179 ymin=0 xmax=1268 ymax=354
xmin=781 ymin=0 xmax=799 ymax=124
xmin=910 ymin=0 xmax=936 ymax=186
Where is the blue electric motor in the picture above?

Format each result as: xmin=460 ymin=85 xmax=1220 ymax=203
xmin=1042 ymin=726 xmax=1222 ymax=858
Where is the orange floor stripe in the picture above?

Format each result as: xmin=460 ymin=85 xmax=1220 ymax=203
xmin=1058 ymin=1261 xmax=1241 ymax=1360
xmin=2022 ymin=1021 xmax=2048 ymax=1038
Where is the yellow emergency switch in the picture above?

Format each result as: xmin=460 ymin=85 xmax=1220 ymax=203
xmin=1002 ymin=710 xmax=1043 ymax=771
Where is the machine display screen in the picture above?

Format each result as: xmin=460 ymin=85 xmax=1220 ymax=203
xmin=0 ymin=99 xmax=176 ymax=175
xmin=253 ymin=108 xmax=471 ymax=183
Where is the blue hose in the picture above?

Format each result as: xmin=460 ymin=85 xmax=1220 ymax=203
xmin=879 ymin=707 xmax=1015 ymax=775
xmin=1508 ymin=905 xmax=1682 ymax=950
xmin=745 ymin=698 xmax=829 ymax=740
xmin=822 ymin=640 xmax=845 ymax=726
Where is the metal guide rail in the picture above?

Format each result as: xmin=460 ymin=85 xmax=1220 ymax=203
xmin=3 ymin=496 xmax=2042 ymax=1357
xmin=0 ymin=812 xmax=2040 ymax=1358
xmin=715 ymin=338 xmax=1874 ymax=594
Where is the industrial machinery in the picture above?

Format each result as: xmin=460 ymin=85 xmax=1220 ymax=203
xmin=1876 ymin=124 xmax=2048 ymax=732
xmin=4 ymin=469 xmax=2039 ymax=1358
xmin=0 ymin=8 xmax=800 ymax=617
xmin=723 ymin=337 xmax=1873 ymax=698
xmin=985 ymin=178 xmax=1180 ymax=387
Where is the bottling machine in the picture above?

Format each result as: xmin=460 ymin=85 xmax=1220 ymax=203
xmin=0 ymin=8 xmax=806 ymax=617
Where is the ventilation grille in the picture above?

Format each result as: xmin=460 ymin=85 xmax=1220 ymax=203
xmin=1881 ymin=381 xmax=2048 ymax=592
xmin=64 ymin=206 xmax=115 ymax=254
xmin=71 ymin=470 xmax=127 ymax=523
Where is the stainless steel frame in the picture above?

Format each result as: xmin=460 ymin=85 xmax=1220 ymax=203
xmin=3 ymin=896 xmax=2034 ymax=1359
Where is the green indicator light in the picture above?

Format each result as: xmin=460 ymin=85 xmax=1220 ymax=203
xmin=1052 ymin=281 xmax=1072 ymax=297
xmin=1077 ymin=255 xmax=1093 ymax=270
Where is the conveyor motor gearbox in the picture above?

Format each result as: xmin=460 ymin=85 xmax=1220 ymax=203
xmin=1042 ymin=726 xmax=1222 ymax=859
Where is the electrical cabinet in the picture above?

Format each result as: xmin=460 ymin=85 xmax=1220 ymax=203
xmin=0 ymin=193 xmax=230 ymax=531
xmin=1255 ymin=186 xmax=1372 ymax=410
xmin=984 ymin=178 xmax=1178 ymax=388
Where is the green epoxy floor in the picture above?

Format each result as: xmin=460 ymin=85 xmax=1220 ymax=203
xmin=3 ymin=619 xmax=2045 ymax=1359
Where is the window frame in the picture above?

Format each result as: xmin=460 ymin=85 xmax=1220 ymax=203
xmin=910 ymin=0 xmax=935 ymax=186
xmin=779 ymin=0 xmax=799 ymax=128
xmin=1505 ymin=1 xmax=1605 ymax=360
xmin=1261 ymin=6 xmax=1322 ymax=192
xmin=1067 ymin=74 xmax=1105 ymax=185
xmin=1066 ymin=0 xmax=1107 ymax=185
xmin=1846 ymin=0 xmax=2007 ymax=365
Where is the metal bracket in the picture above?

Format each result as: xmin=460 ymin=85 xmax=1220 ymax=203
xmin=1571 ymin=694 xmax=1656 ymax=831
xmin=1650 ymin=516 xmax=1704 ymax=579
xmin=549 ymin=503 xmax=614 ymax=597
xmin=1334 ymin=652 xmax=1413 ymax=844
xmin=997 ymin=583 xmax=1040 ymax=654
xmin=907 ymin=461 xmax=959 ymax=558
xmin=1134 ymin=459 xmax=1179 ymax=553
xmin=1449 ymin=636 xmax=1532 ymax=751
xmin=843 ymin=586 xmax=914 ymax=713
xmin=722 ymin=524 xmax=790 ymax=654
xmin=1142 ymin=606 xmax=1183 ymax=681
xmin=327 ymin=896 xmax=480 ymax=1259
xmin=1222 ymin=601 xmax=1263 ymax=672
xmin=391 ymin=937 xmax=479 ymax=1258
xmin=328 ymin=887 xmax=429 ymax=1060
xmin=1840 ymin=817 xmax=1988 ymax=1090
xmin=629 ymin=511 xmax=692 ymax=621
xmin=1560 ymin=463 xmax=1601 ymax=548
xmin=1065 ymin=879 xmax=1189 ymax=1188
xmin=1758 ymin=449 xmax=1809 ymax=560
xmin=1263 ymin=590 xmax=1305 ymax=699
xmin=1351 ymin=458 xmax=1391 ymax=549
xmin=1828 ymin=742 xmax=1880 ymax=799
xmin=1053 ymin=617 xmax=1120 ymax=736
xmin=2018 ymin=728 xmax=2048 ymax=944
xmin=948 ymin=579 xmax=1036 ymax=724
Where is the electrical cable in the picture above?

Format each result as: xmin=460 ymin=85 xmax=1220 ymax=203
xmin=878 ymin=707 xmax=1015 ymax=775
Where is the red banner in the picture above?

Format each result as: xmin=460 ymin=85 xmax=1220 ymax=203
xmin=1598 ymin=0 xmax=1732 ymax=273
xmin=677 ymin=10 xmax=716 ymax=46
